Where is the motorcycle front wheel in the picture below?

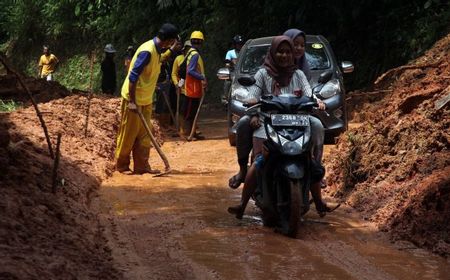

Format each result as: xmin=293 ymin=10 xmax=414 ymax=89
xmin=286 ymin=179 xmax=303 ymax=237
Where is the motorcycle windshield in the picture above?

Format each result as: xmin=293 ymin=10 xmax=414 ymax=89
xmin=261 ymin=95 xmax=314 ymax=113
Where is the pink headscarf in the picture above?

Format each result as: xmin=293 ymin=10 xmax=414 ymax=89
xmin=263 ymin=35 xmax=296 ymax=95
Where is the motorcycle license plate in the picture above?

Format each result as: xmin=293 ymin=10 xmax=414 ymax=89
xmin=271 ymin=114 xmax=309 ymax=127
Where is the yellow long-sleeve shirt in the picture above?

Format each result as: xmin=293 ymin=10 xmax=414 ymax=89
xmin=171 ymin=55 xmax=186 ymax=95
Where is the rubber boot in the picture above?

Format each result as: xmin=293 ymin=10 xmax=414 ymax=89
xmin=132 ymin=145 xmax=152 ymax=174
xmin=116 ymin=155 xmax=131 ymax=173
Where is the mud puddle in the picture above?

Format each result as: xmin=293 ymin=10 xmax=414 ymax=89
xmin=99 ymin=116 xmax=449 ymax=279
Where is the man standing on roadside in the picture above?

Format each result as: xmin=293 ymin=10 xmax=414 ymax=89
xmin=171 ymin=40 xmax=192 ymax=135
xmin=101 ymin=43 xmax=117 ymax=95
xmin=183 ymin=30 xmax=206 ymax=140
xmin=38 ymin=45 xmax=59 ymax=81
xmin=115 ymin=23 xmax=179 ymax=174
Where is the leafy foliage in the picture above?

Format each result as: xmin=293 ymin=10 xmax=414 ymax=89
xmin=0 ymin=99 xmax=22 ymax=112
xmin=0 ymin=0 xmax=449 ymax=95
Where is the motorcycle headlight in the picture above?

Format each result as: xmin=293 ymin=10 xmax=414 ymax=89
xmin=266 ymin=124 xmax=280 ymax=145
xmin=278 ymin=135 xmax=301 ymax=155
xmin=318 ymin=79 xmax=340 ymax=99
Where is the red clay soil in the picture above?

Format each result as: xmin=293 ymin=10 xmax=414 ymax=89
xmin=0 ymin=73 xmax=71 ymax=104
xmin=326 ymin=33 xmax=450 ymax=257
xmin=0 ymin=86 xmax=163 ymax=278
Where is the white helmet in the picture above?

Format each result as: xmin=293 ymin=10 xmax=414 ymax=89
xmin=104 ymin=43 xmax=116 ymax=53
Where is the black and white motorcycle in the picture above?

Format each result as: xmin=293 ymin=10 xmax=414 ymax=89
xmin=239 ymin=71 xmax=332 ymax=237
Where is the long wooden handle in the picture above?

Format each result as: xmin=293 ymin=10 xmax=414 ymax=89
xmin=137 ymin=110 xmax=170 ymax=171
xmin=160 ymin=86 xmax=177 ymax=125
xmin=187 ymin=88 xmax=205 ymax=141
xmin=175 ymin=87 xmax=180 ymax=131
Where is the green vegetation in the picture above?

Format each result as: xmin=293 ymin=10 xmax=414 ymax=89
xmin=0 ymin=0 xmax=449 ymax=100
xmin=0 ymin=99 xmax=22 ymax=112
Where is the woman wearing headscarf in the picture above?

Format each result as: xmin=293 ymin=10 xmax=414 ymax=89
xmin=283 ymin=28 xmax=311 ymax=81
xmin=227 ymin=36 xmax=335 ymax=220
xmin=228 ymin=29 xmax=319 ymax=190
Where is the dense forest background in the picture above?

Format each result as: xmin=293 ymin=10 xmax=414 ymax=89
xmin=0 ymin=0 xmax=449 ymax=103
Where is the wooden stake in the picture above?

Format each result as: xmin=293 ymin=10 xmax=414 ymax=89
xmin=52 ymin=133 xmax=62 ymax=193
xmin=84 ymin=51 xmax=95 ymax=137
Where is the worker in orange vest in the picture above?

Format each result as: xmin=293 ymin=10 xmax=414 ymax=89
xmin=183 ymin=31 xmax=206 ymax=140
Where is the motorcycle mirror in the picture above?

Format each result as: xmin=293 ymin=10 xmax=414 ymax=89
xmin=238 ymin=76 xmax=256 ymax=87
xmin=318 ymin=70 xmax=333 ymax=84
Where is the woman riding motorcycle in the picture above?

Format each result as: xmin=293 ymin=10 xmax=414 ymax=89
xmin=229 ymin=29 xmax=317 ymax=190
xmin=227 ymin=36 xmax=336 ymax=219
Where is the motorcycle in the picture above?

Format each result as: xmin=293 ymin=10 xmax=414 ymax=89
xmin=238 ymin=71 xmax=331 ymax=237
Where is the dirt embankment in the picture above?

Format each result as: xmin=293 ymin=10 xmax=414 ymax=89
xmin=326 ymin=34 xmax=450 ymax=257
xmin=0 ymin=73 xmax=71 ymax=104
xmin=0 ymin=75 xmax=164 ymax=279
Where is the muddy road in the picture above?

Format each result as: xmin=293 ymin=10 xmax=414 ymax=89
xmin=97 ymin=113 xmax=449 ymax=280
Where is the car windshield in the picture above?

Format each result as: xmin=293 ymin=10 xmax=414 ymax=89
xmin=306 ymin=42 xmax=330 ymax=70
xmin=240 ymin=42 xmax=330 ymax=74
xmin=240 ymin=45 xmax=270 ymax=74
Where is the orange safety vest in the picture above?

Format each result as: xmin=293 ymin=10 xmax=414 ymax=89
xmin=185 ymin=50 xmax=205 ymax=98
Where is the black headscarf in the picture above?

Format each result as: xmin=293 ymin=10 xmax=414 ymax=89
xmin=283 ymin=28 xmax=311 ymax=81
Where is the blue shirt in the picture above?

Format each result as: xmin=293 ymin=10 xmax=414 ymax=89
xmin=187 ymin=49 xmax=205 ymax=81
xmin=225 ymin=49 xmax=238 ymax=61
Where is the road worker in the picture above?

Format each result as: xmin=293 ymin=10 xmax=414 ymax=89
xmin=183 ymin=30 xmax=206 ymax=140
xmin=171 ymin=40 xmax=193 ymax=135
xmin=115 ymin=23 xmax=179 ymax=174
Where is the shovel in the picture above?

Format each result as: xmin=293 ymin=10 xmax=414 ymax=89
xmin=187 ymin=87 xmax=205 ymax=141
xmin=136 ymin=109 xmax=171 ymax=177
xmin=159 ymin=84 xmax=177 ymax=128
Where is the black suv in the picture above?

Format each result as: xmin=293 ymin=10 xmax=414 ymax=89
xmin=217 ymin=35 xmax=354 ymax=146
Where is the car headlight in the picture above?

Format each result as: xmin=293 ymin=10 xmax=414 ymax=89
xmin=231 ymin=85 xmax=249 ymax=102
xmin=318 ymin=79 xmax=340 ymax=99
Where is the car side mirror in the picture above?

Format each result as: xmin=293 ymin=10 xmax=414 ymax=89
xmin=238 ymin=76 xmax=256 ymax=86
xmin=318 ymin=70 xmax=333 ymax=84
xmin=341 ymin=61 xmax=354 ymax=73
xmin=217 ymin=67 xmax=230 ymax=80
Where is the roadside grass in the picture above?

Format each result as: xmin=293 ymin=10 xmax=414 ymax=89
xmin=25 ymin=54 xmax=102 ymax=92
xmin=0 ymin=99 xmax=22 ymax=112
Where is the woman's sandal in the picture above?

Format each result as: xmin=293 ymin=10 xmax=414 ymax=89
xmin=227 ymin=205 xmax=244 ymax=219
xmin=317 ymin=202 xmax=341 ymax=218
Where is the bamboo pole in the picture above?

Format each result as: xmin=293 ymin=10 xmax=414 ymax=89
xmin=84 ymin=51 xmax=95 ymax=137
xmin=0 ymin=54 xmax=54 ymax=159
xmin=52 ymin=133 xmax=62 ymax=193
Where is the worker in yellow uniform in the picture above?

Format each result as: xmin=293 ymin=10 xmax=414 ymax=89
xmin=183 ymin=31 xmax=206 ymax=140
xmin=171 ymin=40 xmax=193 ymax=135
xmin=38 ymin=45 xmax=59 ymax=81
xmin=115 ymin=23 xmax=179 ymax=174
